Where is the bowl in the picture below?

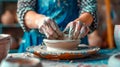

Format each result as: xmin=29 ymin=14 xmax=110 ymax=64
xmin=108 ymin=53 xmax=120 ymax=67
xmin=114 ymin=25 xmax=120 ymax=50
xmin=1 ymin=57 xmax=42 ymax=67
xmin=43 ymin=39 xmax=80 ymax=51
xmin=0 ymin=34 xmax=11 ymax=62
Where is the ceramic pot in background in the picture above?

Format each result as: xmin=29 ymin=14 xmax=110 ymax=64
xmin=1 ymin=10 xmax=15 ymax=25
xmin=1 ymin=57 xmax=42 ymax=67
xmin=0 ymin=34 xmax=11 ymax=62
xmin=114 ymin=25 xmax=120 ymax=50
xmin=108 ymin=53 xmax=120 ymax=67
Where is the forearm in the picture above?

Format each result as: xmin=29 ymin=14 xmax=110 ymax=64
xmin=78 ymin=0 xmax=97 ymax=33
xmin=24 ymin=11 xmax=46 ymax=29
xmin=25 ymin=11 xmax=64 ymax=39
xmin=17 ymin=0 xmax=37 ymax=31
xmin=75 ymin=12 xmax=93 ymax=26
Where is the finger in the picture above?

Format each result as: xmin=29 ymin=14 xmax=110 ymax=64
xmin=82 ymin=26 xmax=90 ymax=37
xmin=63 ymin=24 xmax=70 ymax=34
xmin=69 ymin=22 xmax=75 ymax=40
xmin=46 ymin=18 xmax=64 ymax=39
xmin=48 ymin=18 xmax=59 ymax=30
xmin=45 ymin=20 xmax=59 ymax=39
xmin=73 ymin=21 xmax=83 ymax=40
xmin=47 ymin=18 xmax=64 ymax=37
xmin=38 ymin=20 xmax=46 ymax=34
xmin=40 ymin=22 xmax=54 ymax=39
xmin=38 ymin=17 xmax=58 ymax=39
xmin=40 ymin=20 xmax=55 ymax=39
xmin=78 ymin=26 xmax=89 ymax=39
xmin=38 ymin=26 xmax=44 ymax=34
xmin=42 ymin=26 xmax=51 ymax=39
xmin=78 ymin=26 xmax=86 ymax=39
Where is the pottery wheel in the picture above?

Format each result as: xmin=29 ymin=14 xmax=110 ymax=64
xmin=26 ymin=45 xmax=100 ymax=60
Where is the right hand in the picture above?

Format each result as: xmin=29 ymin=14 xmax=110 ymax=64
xmin=36 ymin=16 xmax=64 ymax=39
xmin=63 ymin=21 xmax=89 ymax=40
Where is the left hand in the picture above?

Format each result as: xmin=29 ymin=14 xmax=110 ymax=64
xmin=37 ymin=17 xmax=64 ymax=40
xmin=63 ymin=21 xmax=89 ymax=40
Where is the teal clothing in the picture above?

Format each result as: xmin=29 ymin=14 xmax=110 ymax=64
xmin=17 ymin=0 xmax=97 ymax=52
xmin=37 ymin=0 xmax=79 ymax=28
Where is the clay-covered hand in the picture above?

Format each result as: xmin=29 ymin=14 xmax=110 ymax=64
xmin=63 ymin=21 xmax=89 ymax=40
xmin=37 ymin=17 xmax=64 ymax=39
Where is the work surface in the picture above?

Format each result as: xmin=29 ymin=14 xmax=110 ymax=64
xmin=8 ymin=49 xmax=120 ymax=67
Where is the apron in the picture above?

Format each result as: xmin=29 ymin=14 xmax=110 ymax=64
xmin=18 ymin=0 xmax=88 ymax=53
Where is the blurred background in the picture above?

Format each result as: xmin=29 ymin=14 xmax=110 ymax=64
xmin=0 ymin=0 xmax=120 ymax=50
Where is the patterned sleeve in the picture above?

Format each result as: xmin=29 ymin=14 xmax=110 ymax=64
xmin=17 ymin=0 xmax=36 ymax=32
xmin=79 ymin=0 xmax=97 ymax=33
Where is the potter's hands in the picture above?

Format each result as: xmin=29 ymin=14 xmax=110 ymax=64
xmin=63 ymin=21 xmax=89 ymax=40
xmin=37 ymin=17 xmax=64 ymax=39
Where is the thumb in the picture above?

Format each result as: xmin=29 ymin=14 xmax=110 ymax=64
xmin=83 ymin=26 xmax=90 ymax=37
xmin=81 ymin=26 xmax=89 ymax=38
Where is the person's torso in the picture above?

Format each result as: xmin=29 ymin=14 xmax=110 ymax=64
xmin=37 ymin=0 xmax=80 ymax=28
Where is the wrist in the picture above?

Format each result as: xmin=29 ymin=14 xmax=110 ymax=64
xmin=35 ymin=14 xmax=47 ymax=21
xmin=75 ymin=13 xmax=93 ymax=26
xmin=35 ymin=14 xmax=47 ymax=28
xmin=77 ymin=20 xmax=92 ymax=27
xmin=74 ymin=20 xmax=86 ymax=26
